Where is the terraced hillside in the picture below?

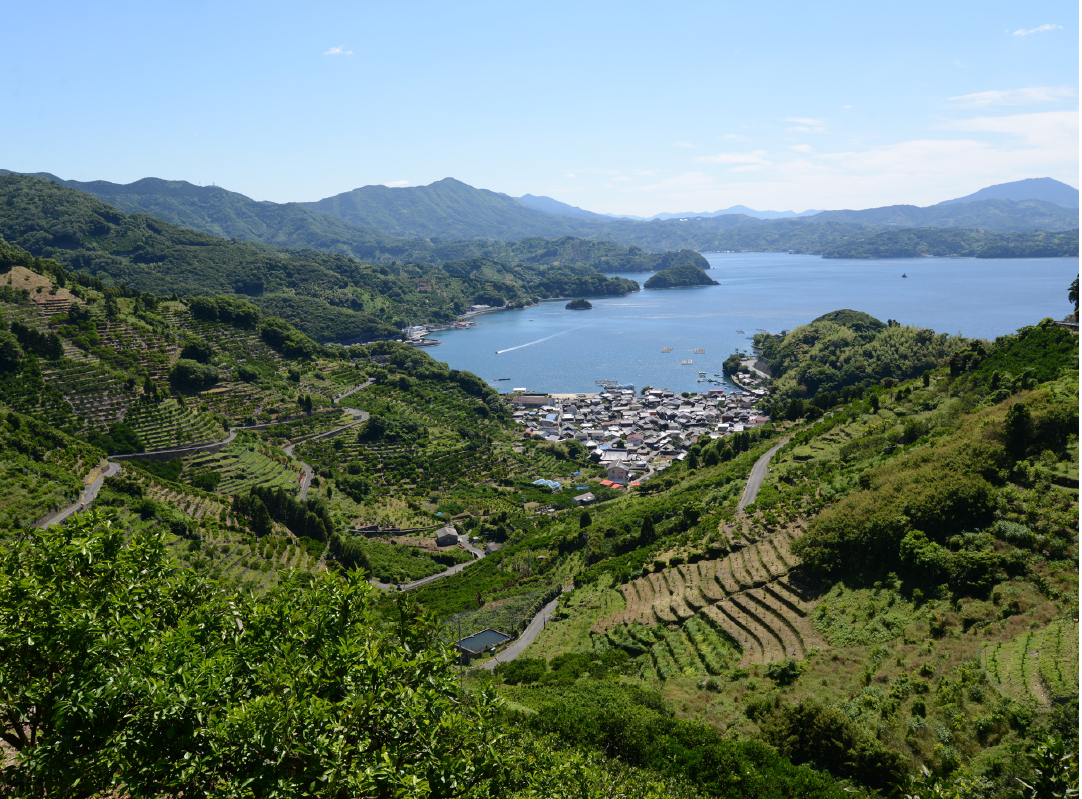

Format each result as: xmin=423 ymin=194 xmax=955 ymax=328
xmin=184 ymin=438 xmax=305 ymax=495
xmin=603 ymin=524 xmax=805 ymax=628
xmin=123 ymin=399 xmax=224 ymax=451
xmin=982 ymin=619 xmax=1080 ymax=708
xmin=42 ymin=358 xmax=132 ymax=428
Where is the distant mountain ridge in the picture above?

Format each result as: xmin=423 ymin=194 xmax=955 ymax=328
xmin=623 ymin=205 xmax=823 ymax=221
xmin=516 ymin=194 xmax=610 ymax=221
xmin=3 ymin=171 xmax=1076 ymax=259
xmin=938 ymin=177 xmax=1078 ymax=208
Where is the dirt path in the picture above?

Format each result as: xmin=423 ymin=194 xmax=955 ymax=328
xmin=738 ymin=437 xmax=790 ymax=511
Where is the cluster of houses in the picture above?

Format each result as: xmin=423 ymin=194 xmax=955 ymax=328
xmin=511 ymin=386 xmax=771 ymax=486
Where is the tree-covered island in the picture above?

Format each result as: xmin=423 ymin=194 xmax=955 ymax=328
xmin=642 ymin=263 xmax=720 ymax=289
xmin=565 ymin=298 xmax=593 ymax=310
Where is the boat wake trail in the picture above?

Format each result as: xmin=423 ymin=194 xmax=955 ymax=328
xmin=496 ymin=325 xmax=588 ymax=354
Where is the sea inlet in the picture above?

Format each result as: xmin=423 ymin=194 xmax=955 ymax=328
xmin=426 ymin=252 xmax=1078 ymax=395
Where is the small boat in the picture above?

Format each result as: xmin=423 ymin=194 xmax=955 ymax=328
xmin=901 ymin=273 xmax=908 ymax=278
xmin=495 ymin=377 xmax=510 ymax=381
xmin=736 ymin=330 xmax=744 ymax=334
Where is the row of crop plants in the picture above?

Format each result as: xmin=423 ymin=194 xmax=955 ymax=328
xmin=41 ymin=358 xmax=132 ymax=428
xmin=615 ymin=527 xmax=801 ymax=628
xmin=982 ymin=620 xmax=1079 ymax=707
xmin=124 ymin=399 xmax=223 ymax=450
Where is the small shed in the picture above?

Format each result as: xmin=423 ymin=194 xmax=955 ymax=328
xmin=573 ymin=492 xmax=596 ymax=506
xmin=435 ymin=525 xmax=460 ymax=546
xmin=484 ymin=542 xmax=503 ymax=555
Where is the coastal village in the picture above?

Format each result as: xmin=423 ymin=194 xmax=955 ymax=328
xmin=508 ymin=355 xmax=773 ymax=493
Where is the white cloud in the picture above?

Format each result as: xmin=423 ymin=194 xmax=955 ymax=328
xmin=942 ymin=110 xmax=1078 ymax=152
xmin=323 ymin=45 xmax=354 ymax=55
xmin=1012 ymin=23 xmax=1062 ymax=36
xmin=383 ymin=180 xmax=409 ymax=187
xmin=564 ymin=173 xmax=576 ymax=178
xmin=842 ymin=105 xmax=852 ymax=109
xmin=784 ymin=117 xmax=827 ymax=133
xmin=947 ymin=87 xmax=1076 ymax=108
xmin=719 ymin=133 xmax=750 ymax=141
xmin=671 ymin=141 xmax=696 ymax=149
xmin=590 ymin=112 xmax=1077 ymax=215
xmin=696 ymin=149 xmax=770 ymax=165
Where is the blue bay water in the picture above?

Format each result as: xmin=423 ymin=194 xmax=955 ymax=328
xmin=427 ymin=253 xmax=1078 ymax=395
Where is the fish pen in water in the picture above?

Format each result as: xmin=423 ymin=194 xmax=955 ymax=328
xmin=661 ymin=347 xmax=673 ymax=352
xmin=694 ymin=348 xmax=705 ymax=354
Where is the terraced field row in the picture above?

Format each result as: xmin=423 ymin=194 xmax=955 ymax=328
xmin=170 ymin=314 xmax=281 ymax=363
xmin=186 ymin=447 xmax=304 ymax=495
xmin=42 ymin=359 xmax=131 ymax=427
xmin=297 ymin=433 xmax=504 ymax=492
xmin=982 ymin=620 xmax=1079 ymax=708
xmin=604 ymin=616 xmax=742 ymax=680
xmin=93 ymin=319 xmax=176 ymax=379
xmin=124 ymin=400 xmax=223 ymax=450
xmin=144 ymin=484 xmax=227 ymax=520
xmin=198 ymin=382 xmax=265 ymax=421
xmin=609 ymin=527 xmax=803 ymax=628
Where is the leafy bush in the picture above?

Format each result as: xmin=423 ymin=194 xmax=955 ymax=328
xmin=759 ymin=699 xmax=908 ymax=791
xmin=495 ymin=657 xmax=546 ymax=685
xmin=169 ymin=358 xmax=218 ymax=390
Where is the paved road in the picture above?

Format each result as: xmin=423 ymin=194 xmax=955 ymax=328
xmin=35 ymin=461 xmax=122 ymax=528
xmin=282 ymin=409 xmax=368 ymax=501
xmin=110 ymin=430 xmax=236 ymax=461
xmin=372 ymin=536 xmax=485 ymax=591
xmin=481 ymin=595 xmax=561 ymax=670
xmin=334 ymin=378 xmax=375 ymax=403
xmin=738 ymin=437 xmax=790 ymax=511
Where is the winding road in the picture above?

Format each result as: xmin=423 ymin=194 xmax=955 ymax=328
xmin=481 ymin=595 xmax=561 ymax=670
xmin=34 ymin=461 xmax=122 ymax=528
xmin=738 ymin=436 xmax=791 ymax=511
xmin=282 ymin=408 xmax=368 ymax=500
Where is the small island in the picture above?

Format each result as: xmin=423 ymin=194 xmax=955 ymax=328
xmin=565 ymin=298 xmax=593 ymax=310
xmin=643 ymin=263 xmax=720 ymax=290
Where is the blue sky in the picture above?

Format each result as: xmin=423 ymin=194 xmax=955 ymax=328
xmin=2 ymin=0 xmax=1077 ymax=215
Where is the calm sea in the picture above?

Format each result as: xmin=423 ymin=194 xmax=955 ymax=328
xmin=426 ymin=253 xmax=1079 ymax=395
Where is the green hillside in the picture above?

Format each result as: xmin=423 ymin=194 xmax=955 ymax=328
xmin=0 ymin=175 xmax=650 ymax=341
xmin=821 ymin=227 xmax=1079 ymax=259
xmin=0 ymin=172 xmax=710 ymax=271
xmin=0 ymin=235 xmax=1075 ymax=797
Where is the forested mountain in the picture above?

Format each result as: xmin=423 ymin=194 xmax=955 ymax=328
xmin=820 ymin=227 xmax=1079 ymax=259
xmin=8 ymin=171 xmax=1075 ymax=258
xmin=302 ymin=178 xmax=1082 ymax=241
xmin=939 ymin=177 xmax=1079 ymax=207
xmin=516 ymin=193 xmax=611 ymax=220
xmin=809 ymin=198 xmax=1077 ymax=232
xmin=304 ymin=177 xmax=587 ymax=240
xmin=0 ymin=175 xmax=648 ymax=341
